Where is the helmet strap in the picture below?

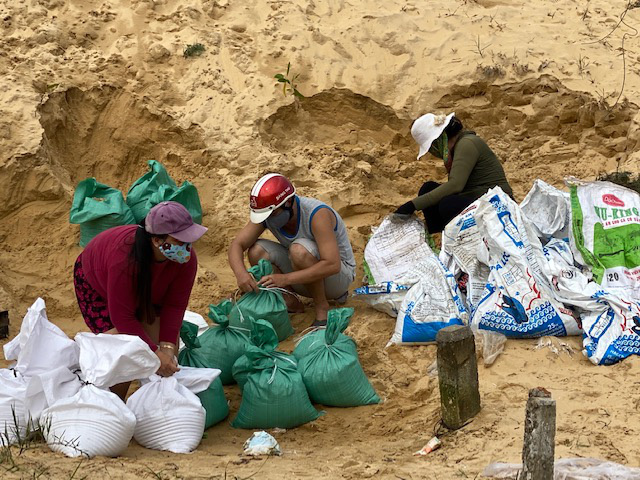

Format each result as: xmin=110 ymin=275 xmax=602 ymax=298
xmin=285 ymin=197 xmax=295 ymax=217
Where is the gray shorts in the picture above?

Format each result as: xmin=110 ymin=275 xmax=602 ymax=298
xmin=255 ymin=238 xmax=355 ymax=300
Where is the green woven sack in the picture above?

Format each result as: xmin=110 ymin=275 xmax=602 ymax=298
xmin=294 ymin=308 xmax=380 ymax=407
xmin=126 ymin=160 xmax=203 ymax=224
xmin=231 ymin=321 xmax=320 ymax=429
xmin=178 ymin=322 xmax=229 ymax=428
xmin=69 ymin=178 xmax=136 ymax=247
xmin=229 ymin=259 xmax=294 ymax=341
xmin=232 ymin=319 xmax=295 ymax=391
xmin=186 ymin=300 xmax=251 ymax=385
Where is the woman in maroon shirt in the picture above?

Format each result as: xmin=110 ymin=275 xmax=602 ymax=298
xmin=73 ymin=201 xmax=207 ymax=399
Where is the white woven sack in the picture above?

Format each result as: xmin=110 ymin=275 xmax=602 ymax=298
xmin=42 ymin=333 xmax=160 ymax=458
xmin=364 ymin=215 xmax=436 ymax=285
xmin=520 ymin=179 xmax=570 ymax=240
xmin=24 ymin=367 xmax=82 ymax=426
xmin=0 ymin=369 xmax=28 ymax=446
xmin=1 ymin=298 xmax=79 ymax=445
xmin=3 ymin=298 xmax=79 ymax=377
xmin=127 ymin=366 xmax=220 ymax=454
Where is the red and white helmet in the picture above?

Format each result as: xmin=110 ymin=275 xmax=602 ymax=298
xmin=249 ymin=173 xmax=296 ymax=224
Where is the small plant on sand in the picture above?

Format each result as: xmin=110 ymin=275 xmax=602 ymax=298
xmin=183 ymin=43 xmax=206 ymax=58
xmin=274 ymin=62 xmax=304 ymax=99
xmin=1 ymin=408 xmax=87 ymax=477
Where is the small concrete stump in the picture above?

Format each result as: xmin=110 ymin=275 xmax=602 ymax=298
xmin=436 ymin=325 xmax=481 ymax=430
xmin=522 ymin=388 xmax=556 ymax=480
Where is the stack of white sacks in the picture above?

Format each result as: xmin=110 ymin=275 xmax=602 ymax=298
xmin=1 ymin=298 xmax=220 ymax=456
xmin=361 ymin=178 xmax=640 ymax=366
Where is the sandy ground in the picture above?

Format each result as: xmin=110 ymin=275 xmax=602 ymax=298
xmin=2 ymin=0 xmax=640 ymax=478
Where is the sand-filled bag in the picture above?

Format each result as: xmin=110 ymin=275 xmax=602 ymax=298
xmin=69 ymin=178 xmax=136 ymax=247
xmin=293 ymin=308 xmax=380 ymax=407
xmin=178 ymin=321 xmax=230 ymax=427
xmin=231 ymin=321 xmax=320 ymax=429
xmin=125 ymin=160 xmax=203 ymax=224
xmin=42 ymin=333 xmax=160 ymax=458
xmin=1 ymin=299 xmax=80 ymax=445
xmin=232 ymin=319 xmax=295 ymax=391
xmin=229 ymin=259 xmax=294 ymax=341
xmin=205 ymin=300 xmax=252 ymax=384
xmin=127 ymin=367 xmax=220 ymax=453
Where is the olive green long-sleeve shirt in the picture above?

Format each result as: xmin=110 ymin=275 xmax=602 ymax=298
xmin=412 ymin=132 xmax=513 ymax=211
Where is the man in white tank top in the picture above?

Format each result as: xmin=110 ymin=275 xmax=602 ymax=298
xmin=228 ymin=174 xmax=356 ymax=327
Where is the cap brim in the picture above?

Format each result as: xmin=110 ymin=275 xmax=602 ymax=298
xmin=250 ymin=209 xmax=273 ymax=224
xmin=171 ymin=223 xmax=208 ymax=243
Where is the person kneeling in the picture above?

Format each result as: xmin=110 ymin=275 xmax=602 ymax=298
xmin=395 ymin=112 xmax=513 ymax=232
xmin=228 ymin=173 xmax=356 ymax=327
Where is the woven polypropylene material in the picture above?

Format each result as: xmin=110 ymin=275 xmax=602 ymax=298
xmin=45 ymin=413 xmax=135 ymax=458
xmin=69 ymin=178 xmax=136 ymax=247
xmin=0 ymin=402 xmax=27 ymax=447
xmin=125 ymin=160 xmax=202 ymax=224
xmin=134 ymin=409 xmax=205 ymax=454
xmin=231 ymin=360 xmax=320 ymax=430
xmin=197 ymin=377 xmax=229 ymax=428
xmin=297 ymin=339 xmax=380 ymax=407
xmin=229 ymin=260 xmax=294 ymax=342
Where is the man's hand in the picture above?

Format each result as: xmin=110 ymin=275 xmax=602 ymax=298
xmin=258 ymin=273 xmax=290 ymax=289
xmin=237 ymin=271 xmax=259 ymax=293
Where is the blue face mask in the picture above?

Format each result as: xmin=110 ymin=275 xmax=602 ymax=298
xmin=159 ymin=242 xmax=192 ymax=264
xmin=270 ymin=208 xmax=291 ymax=229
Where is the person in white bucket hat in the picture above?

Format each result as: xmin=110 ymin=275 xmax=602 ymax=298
xmin=395 ymin=112 xmax=513 ymax=233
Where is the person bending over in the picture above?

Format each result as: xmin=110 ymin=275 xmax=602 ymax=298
xmin=395 ymin=112 xmax=513 ymax=232
xmin=73 ymin=201 xmax=207 ymax=399
xmin=228 ymin=173 xmax=356 ymax=327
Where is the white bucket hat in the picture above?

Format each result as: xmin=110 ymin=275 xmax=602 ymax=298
xmin=411 ymin=112 xmax=455 ymax=160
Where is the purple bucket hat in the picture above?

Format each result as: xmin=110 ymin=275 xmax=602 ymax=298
xmin=145 ymin=201 xmax=207 ymax=243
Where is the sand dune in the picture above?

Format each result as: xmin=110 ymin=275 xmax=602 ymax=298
xmin=1 ymin=0 xmax=640 ymax=477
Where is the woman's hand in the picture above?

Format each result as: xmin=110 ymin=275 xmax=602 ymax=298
xmin=394 ymin=200 xmax=416 ymax=215
xmin=258 ymin=273 xmax=289 ymax=289
xmin=237 ymin=271 xmax=259 ymax=293
xmin=155 ymin=348 xmax=180 ymax=377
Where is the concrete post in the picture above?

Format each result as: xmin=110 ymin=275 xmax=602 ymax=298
xmin=521 ymin=388 xmax=556 ymax=480
xmin=436 ymin=325 xmax=481 ymax=429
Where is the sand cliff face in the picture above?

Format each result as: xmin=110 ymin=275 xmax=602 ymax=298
xmin=1 ymin=0 xmax=640 ymax=477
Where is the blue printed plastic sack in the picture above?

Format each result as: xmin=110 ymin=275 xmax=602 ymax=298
xmin=353 ymin=282 xmax=410 ymax=317
xmin=471 ymin=187 xmax=581 ymax=338
xmin=387 ymin=255 xmax=467 ymax=345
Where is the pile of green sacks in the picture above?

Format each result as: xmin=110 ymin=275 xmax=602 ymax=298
xmin=177 ymin=305 xmax=379 ymax=431
xmin=69 ymin=160 xmax=202 ymax=246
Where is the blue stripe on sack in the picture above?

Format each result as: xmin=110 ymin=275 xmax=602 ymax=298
xmin=401 ymin=315 xmax=464 ymax=343
xmin=309 ymin=205 xmax=338 ymax=232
